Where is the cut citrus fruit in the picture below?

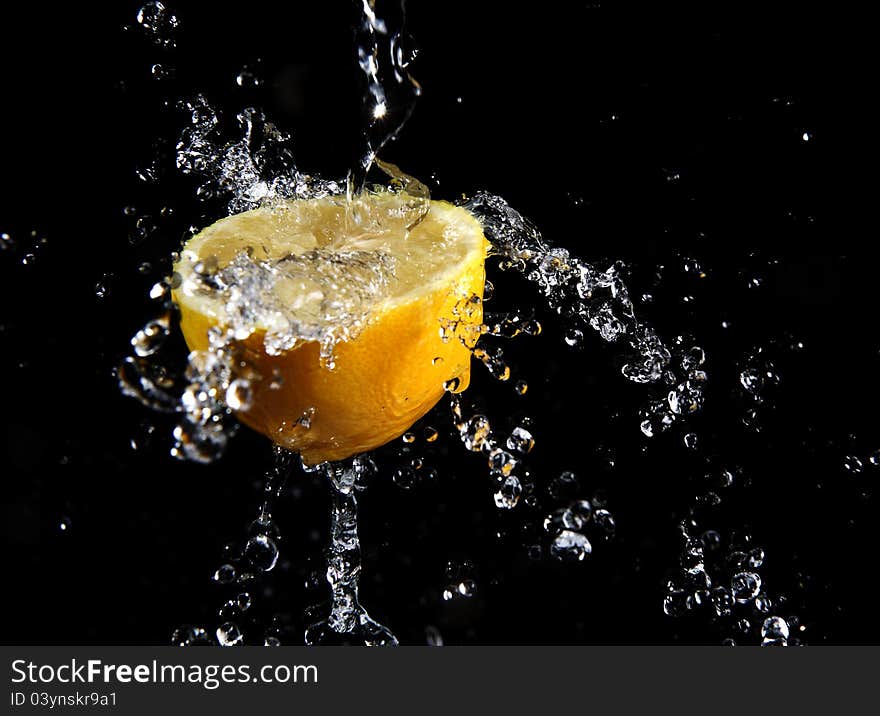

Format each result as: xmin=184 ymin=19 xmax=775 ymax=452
xmin=173 ymin=191 xmax=489 ymax=465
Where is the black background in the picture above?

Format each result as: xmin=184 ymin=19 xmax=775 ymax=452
xmin=1 ymin=1 xmax=877 ymax=644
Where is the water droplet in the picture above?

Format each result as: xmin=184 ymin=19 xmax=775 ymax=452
xmin=461 ymin=415 xmax=490 ymax=451
xmin=562 ymin=500 xmax=592 ymax=530
xmin=149 ymin=281 xmax=168 ymax=300
xmin=506 ymin=426 xmax=535 ymax=454
xmin=216 ymin=622 xmax=243 ymax=646
xmin=731 ymin=572 xmax=761 ymax=603
xmin=226 ymin=378 xmax=253 ymax=411
xmin=710 ymin=587 xmax=733 ymax=617
xmin=754 ymin=594 xmax=772 ymax=613
xmin=564 ymin=328 xmax=584 ymax=347
xmin=843 ymin=455 xmax=863 ymax=473
xmin=457 ymin=579 xmax=476 ymax=597
xmin=136 ymin=1 xmax=179 ymax=49
xmin=425 ymin=625 xmax=444 ymax=646
xmin=213 ymin=564 xmax=236 ymax=584
xmin=762 ymin=615 xmax=790 ymax=640
xmin=235 ymin=69 xmax=262 ymax=88
xmin=747 ymin=547 xmax=765 ymax=569
xmin=663 ymin=590 xmax=689 ymax=617
xmin=171 ymin=625 xmax=210 ymax=646
xmin=488 ymin=448 xmax=518 ymax=476
xmin=494 ymin=475 xmax=522 ymax=509
xmin=131 ymin=315 xmax=170 ymax=357
xmin=739 ymin=368 xmax=763 ymax=393
xmin=444 ymin=377 xmax=461 ymax=392
xmin=594 ymin=509 xmax=616 ymax=536
xmin=550 ymin=530 xmax=592 ymax=561
xmin=244 ymin=534 xmax=279 ymax=572
xmin=701 ymin=530 xmax=721 ymax=551
xmin=393 ymin=466 xmax=417 ymax=489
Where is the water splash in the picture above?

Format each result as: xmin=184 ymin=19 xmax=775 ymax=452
xmin=465 ymin=192 xmax=708 ymax=438
xmin=112 ymin=0 xmax=825 ymax=648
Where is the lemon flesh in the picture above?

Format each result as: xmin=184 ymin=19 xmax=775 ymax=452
xmin=173 ymin=192 xmax=489 ymax=465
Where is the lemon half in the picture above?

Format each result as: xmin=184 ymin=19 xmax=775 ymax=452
xmin=173 ymin=192 xmax=489 ymax=465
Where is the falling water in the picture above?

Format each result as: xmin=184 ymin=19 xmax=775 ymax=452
xmin=304 ymin=458 xmax=398 ymax=645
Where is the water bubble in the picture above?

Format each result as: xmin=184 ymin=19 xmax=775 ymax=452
xmin=402 ymin=432 xmax=416 ymax=444
xmin=550 ymin=530 xmax=592 ymax=562
xmin=58 ymin=516 xmax=71 ymax=533
xmin=514 ymin=379 xmax=528 ymax=395
xmin=236 ymin=593 xmax=252 ymax=611
xmin=264 ymin=636 xmax=281 ymax=646
xmin=216 ymin=622 xmax=243 ymax=646
xmin=494 ymin=475 xmax=522 ymax=509
xmin=244 ymin=534 xmax=279 ymax=572
xmin=683 ymin=432 xmax=699 ymax=450
xmin=506 ymin=426 xmax=535 ymax=454
xmin=213 ymin=564 xmax=237 ymax=584
xmin=731 ymin=572 xmax=761 ymax=603
xmin=423 ymin=426 xmax=439 ymax=442
xmin=869 ymin=450 xmax=880 ymax=467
